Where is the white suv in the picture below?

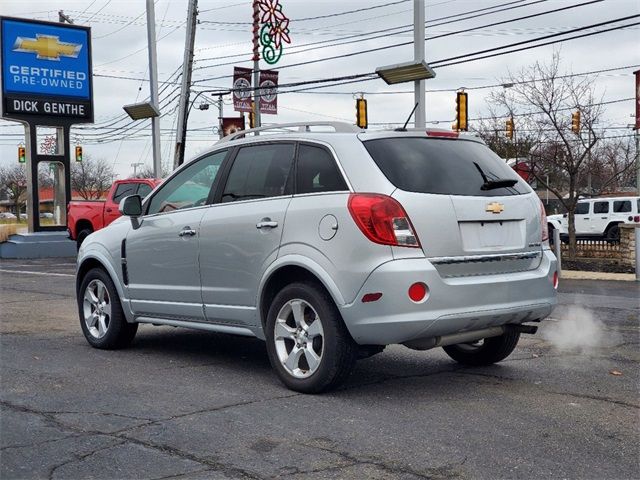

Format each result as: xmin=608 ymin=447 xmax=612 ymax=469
xmin=547 ymin=196 xmax=640 ymax=242
xmin=76 ymin=122 xmax=557 ymax=393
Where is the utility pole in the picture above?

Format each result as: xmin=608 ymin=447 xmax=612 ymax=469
xmin=252 ymin=1 xmax=261 ymax=131
xmin=217 ymin=95 xmax=224 ymax=140
xmin=174 ymin=0 xmax=198 ymax=169
xmin=413 ymin=0 xmax=425 ymax=129
xmin=146 ymin=0 xmax=162 ymax=178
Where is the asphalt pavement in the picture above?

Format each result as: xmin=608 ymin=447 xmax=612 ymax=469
xmin=0 ymin=258 xmax=638 ymax=480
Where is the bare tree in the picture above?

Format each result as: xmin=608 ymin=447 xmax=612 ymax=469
xmin=131 ymin=163 xmax=170 ymax=179
xmin=485 ymin=53 xmax=635 ymax=257
xmin=71 ymin=156 xmax=114 ymax=200
xmin=0 ymin=164 xmax=27 ymax=221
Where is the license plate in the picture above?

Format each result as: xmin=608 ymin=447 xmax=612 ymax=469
xmin=458 ymin=220 xmax=525 ymax=251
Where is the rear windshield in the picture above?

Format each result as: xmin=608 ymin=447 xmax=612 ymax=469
xmin=363 ymin=137 xmax=528 ymax=196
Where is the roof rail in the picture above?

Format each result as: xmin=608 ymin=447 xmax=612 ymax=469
xmin=217 ymin=121 xmax=362 ymax=143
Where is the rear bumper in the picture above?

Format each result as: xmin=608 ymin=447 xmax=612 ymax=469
xmin=339 ymin=249 xmax=557 ymax=345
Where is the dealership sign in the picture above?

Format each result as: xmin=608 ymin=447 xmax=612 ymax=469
xmin=1 ymin=17 xmax=93 ymax=122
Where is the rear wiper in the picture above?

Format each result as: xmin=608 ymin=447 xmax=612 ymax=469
xmin=473 ymin=162 xmax=518 ymax=191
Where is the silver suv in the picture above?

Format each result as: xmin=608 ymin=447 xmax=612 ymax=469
xmin=76 ymin=122 xmax=558 ymax=393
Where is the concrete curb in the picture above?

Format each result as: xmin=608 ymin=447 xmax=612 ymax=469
xmin=561 ymin=270 xmax=637 ymax=281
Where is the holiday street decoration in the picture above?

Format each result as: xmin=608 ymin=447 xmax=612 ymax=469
xmin=256 ymin=0 xmax=291 ymax=65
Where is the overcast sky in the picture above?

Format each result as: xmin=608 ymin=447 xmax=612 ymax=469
xmin=1 ymin=0 xmax=638 ymax=179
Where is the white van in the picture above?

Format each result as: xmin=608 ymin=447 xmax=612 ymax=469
xmin=547 ymin=196 xmax=640 ymax=241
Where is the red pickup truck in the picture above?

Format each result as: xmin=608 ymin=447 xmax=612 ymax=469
xmin=68 ymin=178 xmax=161 ymax=248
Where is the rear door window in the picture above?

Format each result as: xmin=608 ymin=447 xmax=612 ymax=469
xmin=112 ymin=183 xmax=137 ymax=204
xmin=296 ymin=144 xmax=348 ymax=194
xmin=575 ymin=203 xmax=589 ymax=215
xmin=362 ymin=137 xmax=528 ymax=196
xmin=613 ymin=201 xmax=631 ymax=213
xmin=593 ymin=201 xmax=609 ymax=214
xmin=221 ymin=143 xmax=294 ymax=203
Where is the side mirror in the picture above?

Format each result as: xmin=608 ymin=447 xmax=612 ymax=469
xmin=119 ymin=195 xmax=142 ymax=217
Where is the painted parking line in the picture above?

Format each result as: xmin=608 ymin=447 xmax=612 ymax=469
xmin=0 ymin=268 xmax=74 ymax=277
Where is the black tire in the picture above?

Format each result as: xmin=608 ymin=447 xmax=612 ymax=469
xmin=78 ymin=267 xmax=138 ymax=349
xmin=76 ymin=228 xmax=92 ymax=250
xmin=265 ymin=281 xmax=357 ymax=393
xmin=442 ymin=330 xmax=520 ymax=366
xmin=605 ymin=224 xmax=620 ymax=243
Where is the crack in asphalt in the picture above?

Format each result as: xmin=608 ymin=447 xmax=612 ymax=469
xmin=0 ymin=396 xmax=302 ymax=480
xmin=290 ymin=442 xmax=468 ymax=479
xmin=47 ymin=438 xmax=127 ymax=480
xmin=452 ymin=371 xmax=640 ymax=409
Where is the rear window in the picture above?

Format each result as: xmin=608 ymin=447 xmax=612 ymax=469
xmin=593 ymin=201 xmax=609 ymax=214
xmin=363 ymin=137 xmax=528 ymax=196
xmin=613 ymin=201 xmax=631 ymax=213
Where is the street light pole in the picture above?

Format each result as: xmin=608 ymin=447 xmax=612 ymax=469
xmin=413 ymin=0 xmax=425 ymax=129
xmin=146 ymin=0 xmax=162 ymax=178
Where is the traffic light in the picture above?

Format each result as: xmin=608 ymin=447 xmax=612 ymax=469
xmin=571 ymin=110 xmax=580 ymax=134
xmin=75 ymin=145 xmax=83 ymax=162
xmin=505 ymin=117 xmax=514 ymax=140
xmin=455 ymin=91 xmax=468 ymax=131
xmin=18 ymin=145 xmax=26 ymax=163
xmin=356 ymin=98 xmax=368 ymax=129
xmin=249 ymin=101 xmax=256 ymax=129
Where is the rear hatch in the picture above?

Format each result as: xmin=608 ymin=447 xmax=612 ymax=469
xmin=361 ymin=134 xmax=543 ymax=277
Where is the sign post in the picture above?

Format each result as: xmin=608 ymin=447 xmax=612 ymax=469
xmin=1 ymin=16 xmax=93 ymax=232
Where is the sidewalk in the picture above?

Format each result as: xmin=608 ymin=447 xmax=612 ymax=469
xmin=561 ymin=270 xmax=637 ymax=281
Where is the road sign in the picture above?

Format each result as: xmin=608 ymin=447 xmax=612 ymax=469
xmin=1 ymin=16 xmax=93 ymax=122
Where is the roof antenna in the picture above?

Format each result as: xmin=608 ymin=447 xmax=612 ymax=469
xmin=395 ymin=103 xmax=419 ymax=132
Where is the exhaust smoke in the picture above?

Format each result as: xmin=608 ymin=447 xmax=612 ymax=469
xmin=542 ymin=305 xmax=611 ymax=353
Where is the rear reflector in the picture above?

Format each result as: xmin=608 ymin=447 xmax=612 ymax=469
xmin=362 ymin=292 xmax=383 ymax=303
xmin=408 ymin=282 xmax=428 ymax=303
xmin=348 ymin=193 xmax=421 ymax=248
xmin=425 ymin=130 xmax=459 ymax=138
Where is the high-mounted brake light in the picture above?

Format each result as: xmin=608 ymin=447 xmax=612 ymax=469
xmin=425 ymin=130 xmax=459 ymax=138
xmin=348 ymin=193 xmax=421 ymax=248
xmin=540 ymin=200 xmax=549 ymax=242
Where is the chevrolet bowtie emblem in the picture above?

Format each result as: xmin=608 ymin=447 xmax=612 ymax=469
xmin=486 ymin=202 xmax=505 ymax=214
xmin=13 ymin=34 xmax=81 ymax=60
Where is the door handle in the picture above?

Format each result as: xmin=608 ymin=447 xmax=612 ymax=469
xmin=601 ymin=217 xmax=607 ymax=219
xmin=178 ymin=227 xmax=197 ymax=237
xmin=106 ymin=208 xmax=112 ymax=213
xmin=256 ymin=219 xmax=278 ymax=229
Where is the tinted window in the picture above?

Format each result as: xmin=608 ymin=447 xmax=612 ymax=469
xmin=147 ymin=151 xmax=226 ymax=215
xmin=363 ymin=138 xmax=528 ymax=196
xmin=112 ymin=183 xmax=137 ymax=204
xmin=297 ymin=144 xmax=347 ymax=194
xmin=222 ymin=143 xmax=294 ymax=203
xmin=593 ymin=201 xmax=609 ymax=214
xmin=613 ymin=201 xmax=631 ymax=213
xmin=136 ymin=183 xmax=153 ymax=199
xmin=575 ymin=203 xmax=589 ymax=215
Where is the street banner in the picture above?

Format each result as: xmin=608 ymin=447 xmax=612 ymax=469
xmin=259 ymin=69 xmax=278 ymax=114
xmin=1 ymin=16 xmax=94 ymax=122
xmin=232 ymin=67 xmax=252 ymax=113
xmin=221 ymin=116 xmax=245 ymax=137
xmin=635 ymin=69 xmax=639 ymax=130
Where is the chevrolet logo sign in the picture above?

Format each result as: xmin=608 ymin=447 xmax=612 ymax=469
xmin=13 ymin=35 xmax=81 ymax=61
xmin=485 ymin=202 xmax=505 ymax=214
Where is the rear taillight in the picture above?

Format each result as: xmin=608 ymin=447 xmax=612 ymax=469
xmin=348 ymin=193 xmax=421 ymax=248
xmin=540 ymin=200 xmax=549 ymax=242
xmin=553 ymin=271 xmax=559 ymax=290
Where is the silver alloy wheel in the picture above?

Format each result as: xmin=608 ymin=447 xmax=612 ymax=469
xmin=274 ymin=299 xmax=324 ymax=378
xmin=83 ymin=279 xmax=112 ymax=339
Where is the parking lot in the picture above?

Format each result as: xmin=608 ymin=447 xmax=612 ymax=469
xmin=1 ymin=258 xmax=638 ymax=479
